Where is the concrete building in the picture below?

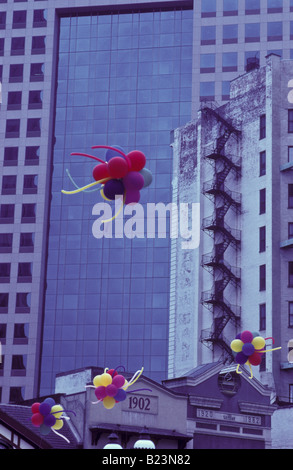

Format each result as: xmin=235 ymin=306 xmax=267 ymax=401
xmin=170 ymin=54 xmax=293 ymax=406
xmin=0 ymin=364 xmax=277 ymax=449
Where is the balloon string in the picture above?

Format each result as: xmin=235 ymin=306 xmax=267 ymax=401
xmin=257 ymin=347 xmax=281 ymax=354
xmin=51 ymin=428 xmax=70 ymax=444
xmin=65 ymin=169 xmax=100 ymax=192
xmin=61 ymin=178 xmax=111 ymax=195
xmin=85 ymin=385 xmax=95 ymax=389
xmin=236 ymin=364 xmax=242 ymax=375
xmin=248 ymin=363 xmax=253 ymax=379
xmin=100 ymin=188 xmax=112 ymax=201
xmin=91 ymin=145 xmax=131 ymax=168
xmin=102 ymin=193 xmax=126 ymax=224
xmin=71 ymin=152 xmax=107 ymax=164
xmin=124 ymin=367 xmax=144 ymax=390
xmin=264 ymin=337 xmax=275 ymax=345
xmin=51 ymin=409 xmax=76 ymax=417
xmin=114 ymin=365 xmax=126 ymax=373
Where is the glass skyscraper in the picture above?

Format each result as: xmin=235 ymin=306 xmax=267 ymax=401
xmin=40 ymin=8 xmax=193 ymax=394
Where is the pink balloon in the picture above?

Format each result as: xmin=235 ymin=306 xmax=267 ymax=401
xmin=95 ymin=386 xmax=107 ymax=400
xmin=125 ymin=190 xmax=140 ymax=205
xmin=112 ymin=374 xmax=125 ymax=388
xmin=240 ymin=330 xmax=253 ymax=343
xmin=106 ymin=384 xmax=118 ymax=397
xmin=123 ymin=172 xmax=144 ymax=191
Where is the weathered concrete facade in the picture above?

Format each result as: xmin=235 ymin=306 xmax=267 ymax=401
xmin=170 ymin=55 xmax=293 ymax=405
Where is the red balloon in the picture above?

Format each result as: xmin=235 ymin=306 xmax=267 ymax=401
xmin=127 ymin=150 xmax=146 ymax=172
xmin=108 ymin=157 xmax=129 ymax=179
xmin=248 ymin=351 xmax=262 ymax=366
xmin=93 ymin=163 xmax=110 ymax=181
xmin=31 ymin=412 xmax=44 ymax=427
xmin=107 ymin=369 xmax=118 ymax=378
xmin=31 ymin=402 xmax=40 ymax=414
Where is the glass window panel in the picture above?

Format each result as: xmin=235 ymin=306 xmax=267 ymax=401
xmin=9 ymin=64 xmax=23 ymax=83
xmin=222 ymin=52 xmax=237 ymax=71
xmin=289 ymin=262 xmax=293 ymax=287
xmin=200 ymin=53 xmax=215 ymax=72
xmin=7 ymin=91 xmax=22 ymax=110
xmin=2 ymin=175 xmax=16 ymax=195
xmin=201 ymin=0 xmax=216 ymax=16
xmin=245 ymin=0 xmax=260 ymax=13
xmin=223 ymin=24 xmax=238 ymax=44
xmin=11 ymin=37 xmax=25 ymax=55
xmin=245 ymin=23 xmax=260 ymax=42
xmin=200 ymin=82 xmax=215 ymax=100
xmin=0 ymin=11 xmax=6 ymax=29
xmin=12 ymin=10 xmax=26 ymax=28
xmin=267 ymin=22 xmax=282 ymax=41
xmin=31 ymin=36 xmax=46 ymax=54
xmin=30 ymin=63 xmax=44 ymax=81
xmin=33 ymin=9 xmax=47 ymax=27
xmin=223 ymin=0 xmax=238 ymax=15
xmin=268 ymin=0 xmax=283 ymax=13
xmin=4 ymin=147 xmax=18 ymax=166
xmin=201 ymin=25 xmax=216 ymax=45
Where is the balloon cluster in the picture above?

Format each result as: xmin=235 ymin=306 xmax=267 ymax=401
xmin=62 ymin=145 xmax=152 ymax=212
xmin=93 ymin=368 xmax=127 ymax=410
xmin=87 ymin=366 xmax=151 ymax=410
xmin=93 ymin=145 xmax=152 ymax=205
xmin=230 ymin=330 xmax=281 ymax=379
xmin=30 ymin=397 xmax=75 ymax=442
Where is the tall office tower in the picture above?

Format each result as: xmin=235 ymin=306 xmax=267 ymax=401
xmin=0 ymin=0 xmax=193 ymax=402
xmin=193 ymin=0 xmax=293 ymax=116
xmin=171 ymin=53 xmax=293 ymax=401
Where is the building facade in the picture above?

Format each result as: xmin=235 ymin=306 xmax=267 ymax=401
xmin=170 ymin=54 xmax=293 ymax=403
xmin=0 ymin=0 xmax=293 ymax=407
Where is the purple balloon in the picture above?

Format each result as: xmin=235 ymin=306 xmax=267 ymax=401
xmin=123 ymin=172 xmax=144 ymax=191
xmin=103 ymin=179 xmax=124 ymax=200
xmin=43 ymin=413 xmax=56 ymax=427
xmin=95 ymin=386 xmax=107 ymax=400
xmin=125 ymin=190 xmax=140 ymax=205
xmin=39 ymin=402 xmax=51 ymax=416
xmin=114 ymin=388 xmax=127 ymax=402
xmin=242 ymin=342 xmax=255 ymax=357
xmin=235 ymin=351 xmax=248 ymax=365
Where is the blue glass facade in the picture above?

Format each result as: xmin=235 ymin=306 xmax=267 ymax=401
xmin=40 ymin=9 xmax=192 ymax=394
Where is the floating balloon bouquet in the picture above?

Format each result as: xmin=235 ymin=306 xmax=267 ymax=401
xmin=86 ymin=366 xmax=152 ymax=410
xmin=30 ymin=397 xmax=76 ymax=443
xmin=230 ymin=330 xmax=281 ymax=379
xmin=61 ymin=145 xmax=153 ymax=223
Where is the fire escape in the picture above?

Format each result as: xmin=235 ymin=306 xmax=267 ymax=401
xmin=200 ymin=104 xmax=241 ymax=360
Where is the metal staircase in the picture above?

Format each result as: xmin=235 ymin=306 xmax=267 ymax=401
xmin=200 ymin=104 xmax=241 ymax=360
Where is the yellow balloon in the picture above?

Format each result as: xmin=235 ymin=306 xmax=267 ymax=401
xmin=52 ymin=418 xmax=64 ymax=430
xmin=100 ymin=372 xmax=112 ymax=387
xmin=252 ymin=336 xmax=266 ymax=350
xmin=93 ymin=375 xmax=102 ymax=387
xmin=51 ymin=404 xmax=63 ymax=419
xmin=230 ymin=339 xmax=243 ymax=352
xmin=103 ymin=396 xmax=115 ymax=409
